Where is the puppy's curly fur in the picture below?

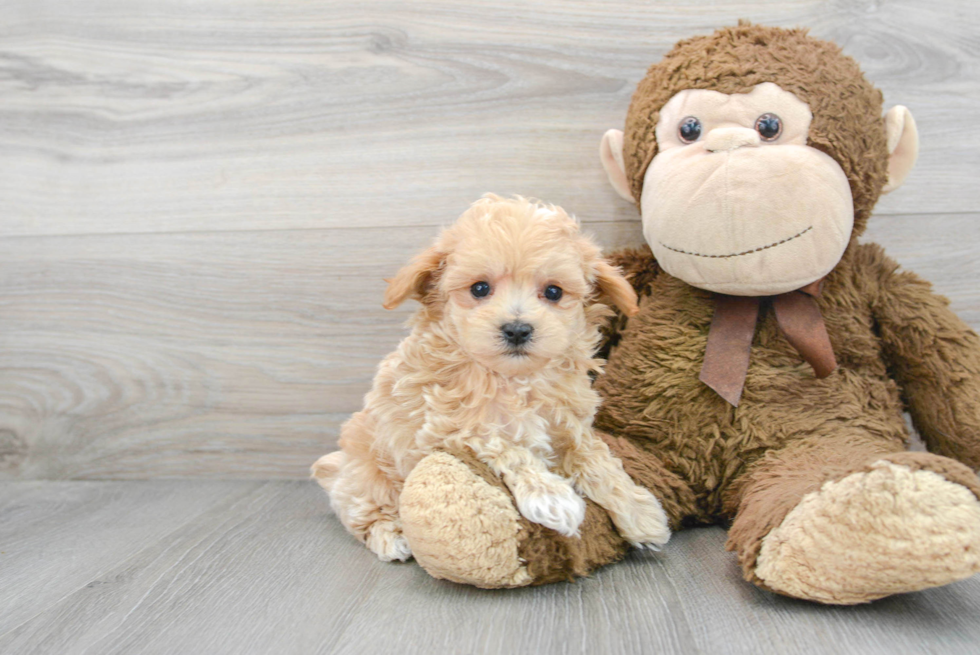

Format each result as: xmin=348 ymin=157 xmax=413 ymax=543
xmin=312 ymin=195 xmax=671 ymax=561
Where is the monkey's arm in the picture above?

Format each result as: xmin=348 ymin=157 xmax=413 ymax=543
xmin=867 ymin=245 xmax=980 ymax=469
xmin=597 ymin=246 xmax=660 ymax=359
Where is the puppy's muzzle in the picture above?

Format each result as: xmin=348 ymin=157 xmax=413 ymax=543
xmin=501 ymin=321 xmax=534 ymax=348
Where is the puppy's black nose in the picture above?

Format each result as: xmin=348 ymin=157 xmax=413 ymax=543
xmin=501 ymin=321 xmax=534 ymax=346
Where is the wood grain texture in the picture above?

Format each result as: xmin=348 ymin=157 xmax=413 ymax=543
xmin=0 ymin=0 xmax=978 ymax=238
xmin=1 ymin=481 xmax=978 ymax=655
xmin=0 ymin=480 xmax=263 ymax=632
xmin=0 ymin=213 xmax=972 ymax=479
xmin=2 ymin=215 xmax=980 ymax=479
xmin=0 ymin=220 xmax=641 ymax=479
xmin=1 ymin=0 xmax=979 ymax=478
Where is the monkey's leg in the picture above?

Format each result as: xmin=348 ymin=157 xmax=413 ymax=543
xmin=725 ymin=432 xmax=980 ymax=604
xmin=399 ymin=432 xmax=695 ymax=588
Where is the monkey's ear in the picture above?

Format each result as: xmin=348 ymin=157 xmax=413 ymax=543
xmin=600 ymin=129 xmax=636 ymax=203
xmin=594 ymin=260 xmax=639 ymax=317
xmin=881 ymin=106 xmax=919 ymax=194
xmin=382 ymin=245 xmax=444 ymax=309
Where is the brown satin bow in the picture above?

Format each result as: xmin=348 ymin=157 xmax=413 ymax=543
xmin=699 ymin=279 xmax=837 ymax=406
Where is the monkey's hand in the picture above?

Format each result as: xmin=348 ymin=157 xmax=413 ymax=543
xmin=866 ymin=244 xmax=980 ymax=470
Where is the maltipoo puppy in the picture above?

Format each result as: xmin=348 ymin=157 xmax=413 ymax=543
xmin=312 ymin=195 xmax=671 ymax=561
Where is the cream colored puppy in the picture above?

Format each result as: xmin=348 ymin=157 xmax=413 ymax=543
xmin=312 ymin=195 xmax=671 ymax=561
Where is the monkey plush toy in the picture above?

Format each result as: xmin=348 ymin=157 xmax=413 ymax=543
xmin=394 ymin=23 xmax=980 ymax=604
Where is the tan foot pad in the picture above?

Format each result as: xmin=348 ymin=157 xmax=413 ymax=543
xmin=400 ymin=452 xmax=531 ymax=588
xmin=756 ymin=460 xmax=980 ymax=604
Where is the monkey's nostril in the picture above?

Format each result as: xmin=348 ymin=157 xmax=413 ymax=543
xmin=501 ymin=321 xmax=534 ymax=347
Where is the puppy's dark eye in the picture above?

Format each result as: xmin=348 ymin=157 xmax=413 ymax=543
xmin=678 ymin=116 xmax=702 ymax=143
xmin=755 ymin=113 xmax=782 ymax=141
xmin=470 ymin=281 xmax=491 ymax=298
xmin=543 ymin=285 xmax=563 ymax=302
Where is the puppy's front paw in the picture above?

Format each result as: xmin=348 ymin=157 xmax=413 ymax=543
xmin=611 ymin=488 xmax=671 ymax=550
xmin=514 ymin=479 xmax=586 ymax=537
xmin=366 ymin=520 xmax=413 ymax=562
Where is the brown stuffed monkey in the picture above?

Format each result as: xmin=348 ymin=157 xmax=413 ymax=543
xmin=397 ymin=23 xmax=980 ymax=604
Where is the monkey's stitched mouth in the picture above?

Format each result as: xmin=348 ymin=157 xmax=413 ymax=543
xmin=659 ymin=225 xmax=813 ymax=259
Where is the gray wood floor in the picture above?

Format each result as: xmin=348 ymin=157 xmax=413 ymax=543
xmin=1 ymin=480 xmax=978 ymax=655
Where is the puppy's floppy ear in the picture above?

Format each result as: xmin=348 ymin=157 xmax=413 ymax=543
xmin=383 ymin=245 xmax=445 ymax=309
xmin=594 ymin=260 xmax=639 ymax=317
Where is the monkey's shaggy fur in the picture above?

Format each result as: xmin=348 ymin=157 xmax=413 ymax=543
xmin=396 ymin=24 xmax=980 ymax=603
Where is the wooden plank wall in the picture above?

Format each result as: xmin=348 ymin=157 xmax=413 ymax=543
xmin=1 ymin=0 xmax=978 ymax=479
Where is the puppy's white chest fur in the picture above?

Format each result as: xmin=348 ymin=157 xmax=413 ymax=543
xmin=483 ymin=380 xmax=561 ymax=458
xmin=378 ymin=339 xmax=594 ymax=478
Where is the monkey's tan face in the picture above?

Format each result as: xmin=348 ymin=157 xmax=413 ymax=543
xmin=640 ymin=83 xmax=853 ymax=296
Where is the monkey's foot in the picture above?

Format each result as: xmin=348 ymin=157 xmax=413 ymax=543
xmin=400 ymin=451 xmax=532 ymax=588
xmin=755 ymin=460 xmax=980 ymax=604
xmin=399 ymin=451 xmax=630 ymax=588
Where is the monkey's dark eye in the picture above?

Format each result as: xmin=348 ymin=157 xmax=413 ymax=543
xmin=755 ymin=113 xmax=782 ymax=141
xmin=470 ymin=281 xmax=491 ymax=298
xmin=543 ymin=285 xmax=563 ymax=302
xmin=678 ymin=116 xmax=702 ymax=143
